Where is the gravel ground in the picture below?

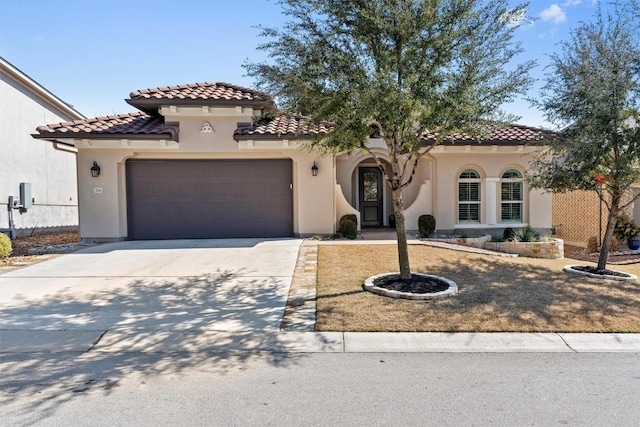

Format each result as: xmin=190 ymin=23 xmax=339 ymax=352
xmin=564 ymin=244 xmax=640 ymax=265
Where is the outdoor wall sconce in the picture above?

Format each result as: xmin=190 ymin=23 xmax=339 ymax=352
xmin=311 ymin=161 xmax=319 ymax=177
xmin=90 ymin=161 xmax=101 ymax=178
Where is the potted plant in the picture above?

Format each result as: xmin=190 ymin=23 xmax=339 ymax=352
xmin=614 ymin=214 xmax=640 ymax=250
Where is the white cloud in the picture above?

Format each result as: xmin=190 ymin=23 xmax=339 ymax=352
xmin=540 ymin=4 xmax=567 ymax=24
xmin=563 ymin=0 xmax=582 ymax=6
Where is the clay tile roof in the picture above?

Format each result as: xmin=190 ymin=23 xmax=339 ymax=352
xmin=235 ymin=116 xmax=555 ymax=144
xmin=127 ymin=82 xmax=275 ymax=113
xmin=234 ymin=114 xmax=333 ymax=139
xmin=33 ymin=112 xmax=178 ymax=141
xmin=422 ymin=123 xmax=557 ymax=145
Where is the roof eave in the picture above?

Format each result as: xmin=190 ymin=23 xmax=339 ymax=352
xmin=233 ymin=133 xmax=323 ymax=142
xmin=421 ymin=139 xmax=545 ymax=146
xmin=32 ymin=132 xmax=178 ymax=142
xmin=126 ymin=97 xmax=277 ymax=114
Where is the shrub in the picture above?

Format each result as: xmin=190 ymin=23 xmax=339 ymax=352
xmin=502 ymin=227 xmax=516 ymax=242
xmin=610 ymin=236 xmax=622 ymax=252
xmin=586 ymin=235 xmax=621 ymax=252
xmin=340 ymin=214 xmax=358 ymax=226
xmin=513 ymin=226 xmax=541 ymax=243
xmin=337 ymin=216 xmax=357 ymax=239
xmin=0 ymin=233 xmax=12 ymax=259
xmin=614 ymin=213 xmax=640 ymax=242
xmin=418 ymin=215 xmax=436 ymax=238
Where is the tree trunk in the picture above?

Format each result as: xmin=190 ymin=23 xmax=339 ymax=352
xmin=597 ymin=199 xmax=620 ymax=271
xmin=391 ymin=187 xmax=412 ymax=280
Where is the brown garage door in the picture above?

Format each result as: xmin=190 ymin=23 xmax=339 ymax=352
xmin=126 ymin=159 xmax=293 ymax=240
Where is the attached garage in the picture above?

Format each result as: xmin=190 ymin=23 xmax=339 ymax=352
xmin=126 ymin=159 xmax=293 ymax=240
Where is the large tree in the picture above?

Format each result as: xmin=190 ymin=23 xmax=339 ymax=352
xmin=529 ymin=7 xmax=640 ymax=271
xmin=246 ymin=0 xmax=533 ymax=280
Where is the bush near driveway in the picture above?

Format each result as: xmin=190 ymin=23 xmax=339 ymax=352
xmin=0 ymin=233 xmax=11 ymax=258
xmin=316 ymin=244 xmax=640 ymax=333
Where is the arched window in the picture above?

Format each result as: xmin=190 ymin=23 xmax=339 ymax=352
xmin=458 ymin=169 xmax=481 ymax=223
xmin=501 ymin=169 xmax=523 ymax=222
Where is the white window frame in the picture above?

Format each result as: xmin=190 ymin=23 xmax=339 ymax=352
xmin=501 ymin=169 xmax=523 ymax=223
xmin=458 ymin=169 xmax=481 ymax=223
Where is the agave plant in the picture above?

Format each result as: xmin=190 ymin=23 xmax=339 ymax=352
xmin=513 ymin=226 xmax=541 ymax=243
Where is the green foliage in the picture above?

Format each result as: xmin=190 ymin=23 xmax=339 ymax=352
xmin=340 ymin=214 xmax=358 ymax=227
xmin=502 ymin=227 xmax=516 ymax=242
xmin=614 ymin=214 xmax=640 ymax=242
xmin=337 ymin=217 xmax=357 ymax=240
xmin=513 ymin=226 xmax=541 ymax=243
xmin=245 ymin=0 xmax=534 ymax=279
xmin=528 ymin=7 xmax=640 ymax=269
xmin=246 ymin=0 xmax=533 ymax=154
xmin=418 ymin=215 xmax=436 ymax=238
xmin=0 ymin=233 xmax=12 ymax=259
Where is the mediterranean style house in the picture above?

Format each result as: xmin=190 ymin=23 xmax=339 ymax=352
xmin=1 ymin=57 xmax=83 ymax=238
xmin=33 ymin=82 xmax=556 ymax=242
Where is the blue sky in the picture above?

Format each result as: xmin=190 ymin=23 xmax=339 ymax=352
xmin=0 ymin=0 xmax=606 ymax=128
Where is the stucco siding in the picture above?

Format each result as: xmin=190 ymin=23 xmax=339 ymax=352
xmin=73 ymin=121 xmax=335 ymax=240
xmin=430 ymin=150 xmax=550 ymax=233
xmin=0 ymin=68 xmax=79 ymax=234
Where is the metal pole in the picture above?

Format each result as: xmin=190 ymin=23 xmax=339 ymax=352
xmin=598 ymin=184 xmax=603 ymax=247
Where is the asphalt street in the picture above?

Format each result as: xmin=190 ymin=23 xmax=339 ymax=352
xmin=2 ymin=351 xmax=639 ymax=426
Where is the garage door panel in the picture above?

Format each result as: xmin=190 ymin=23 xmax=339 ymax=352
xmin=126 ymin=159 xmax=293 ymax=240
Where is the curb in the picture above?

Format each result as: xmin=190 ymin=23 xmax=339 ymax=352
xmin=3 ymin=331 xmax=640 ymax=353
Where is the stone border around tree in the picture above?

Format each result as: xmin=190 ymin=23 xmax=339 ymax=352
xmin=563 ymin=265 xmax=638 ymax=282
xmin=363 ymin=272 xmax=458 ymax=300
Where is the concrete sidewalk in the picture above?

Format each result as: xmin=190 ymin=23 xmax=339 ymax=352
xmin=1 ymin=330 xmax=640 ymax=353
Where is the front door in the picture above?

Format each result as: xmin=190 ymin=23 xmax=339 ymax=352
xmin=359 ymin=167 xmax=383 ymax=227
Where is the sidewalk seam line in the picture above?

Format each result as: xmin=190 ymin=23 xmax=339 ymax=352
xmin=86 ymin=330 xmax=109 ymax=353
xmin=556 ymin=333 xmax=578 ymax=353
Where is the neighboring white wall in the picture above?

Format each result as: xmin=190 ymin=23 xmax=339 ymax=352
xmin=0 ymin=62 xmax=81 ymax=235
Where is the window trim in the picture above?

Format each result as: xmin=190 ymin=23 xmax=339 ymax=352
xmin=458 ymin=168 xmax=482 ymax=223
xmin=500 ymin=168 xmax=524 ymax=223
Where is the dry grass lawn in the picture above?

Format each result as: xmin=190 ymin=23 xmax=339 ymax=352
xmin=316 ymin=244 xmax=640 ymax=332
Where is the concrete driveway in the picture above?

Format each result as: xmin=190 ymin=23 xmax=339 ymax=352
xmin=0 ymin=239 xmax=302 ymax=351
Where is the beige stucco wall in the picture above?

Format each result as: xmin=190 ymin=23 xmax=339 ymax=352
xmin=1 ymin=68 xmax=80 ymax=234
xmin=431 ymin=149 xmax=547 ymax=233
xmin=333 ymin=145 xmax=552 ymax=234
xmin=73 ymin=113 xmax=335 ymax=240
xmin=335 ymin=146 xmax=428 ymax=227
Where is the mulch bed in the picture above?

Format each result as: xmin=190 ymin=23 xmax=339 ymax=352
xmin=373 ymin=274 xmax=450 ymax=294
xmin=0 ymin=233 xmax=80 ymax=267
